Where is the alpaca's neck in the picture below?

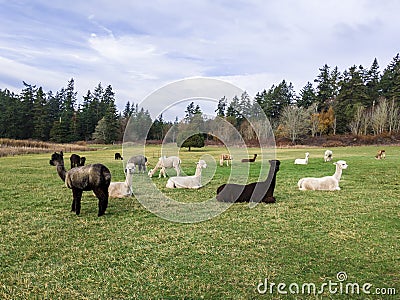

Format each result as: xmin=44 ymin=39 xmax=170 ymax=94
xmin=56 ymin=163 xmax=67 ymax=182
xmin=194 ymin=166 xmax=204 ymax=177
xmin=333 ymin=165 xmax=342 ymax=181
xmin=125 ymin=172 xmax=133 ymax=187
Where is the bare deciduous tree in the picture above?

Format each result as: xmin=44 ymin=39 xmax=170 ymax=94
xmin=280 ymin=105 xmax=309 ymax=143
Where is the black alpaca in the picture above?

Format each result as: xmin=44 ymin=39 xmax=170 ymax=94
xmin=70 ymin=154 xmax=83 ymax=169
xmin=50 ymin=152 xmax=111 ymax=216
xmin=115 ymin=152 xmax=123 ymax=160
xmin=216 ymin=159 xmax=280 ymax=203
xmin=80 ymin=156 xmax=86 ymax=166
xmin=241 ymin=154 xmax=258 ymax=163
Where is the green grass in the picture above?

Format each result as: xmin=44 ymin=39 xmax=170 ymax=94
xmin=0 ymin=145 xmax=399 ymax=299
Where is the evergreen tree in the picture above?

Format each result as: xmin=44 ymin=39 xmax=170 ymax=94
xmin=380 ymin=53 xmax=400 ymax=103
xmin=298 ymin=82 xmax=317 ymax=109
xmin=32 ymin=87 xmax=50 ymax=140
xmin=19 ymin=82 xmax=36 ymax=139
xmin=215 ymin=96 xmax=227 ymax=117
xmin=365 ymin=58 xmax=381 ymax=103
xmin=335 ymin=65 xmax=369 ymax=133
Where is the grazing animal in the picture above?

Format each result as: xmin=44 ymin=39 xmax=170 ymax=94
xmin=108 ymin=163 xmax=135 ymax=198
xmin=219 ymin=154 xmax=232 ymax=166
xmin=298 ymin=160 xmax=348 ymax=191
xmin=49 ymin=151 xmax=111 ymax=216
xmin=375 ymin=149 xmax=386 ymax=160
xmin=166 ymin=160 xmax=207 ymax=189
xmin=294 ymin=152 xmax=310 ymax=165
xmin=70 ymin=154 xmax=82 ymax=169
xmin=324 ymin=150 xmax=333 ymax=162
xmin=115 ymin=152 xmax=123 ymax=160
xmin=241 ymin=154 xmax=258 ymax=163
xmin=148 ymin=156 xmax=181 ymax=178
xmin=127 ymin=155 xmax=148 ymax=173
xmin=80 ymin=156 xmax=86 ymax=166
xmin=216 ymin=159 xmax=280 ymax=203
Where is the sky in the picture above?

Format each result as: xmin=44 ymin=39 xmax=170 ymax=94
xmin=0 ymin=0 xmax=399 ymax=117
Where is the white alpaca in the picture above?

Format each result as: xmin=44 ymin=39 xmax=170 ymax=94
xmin=148 ymin=156 xmax=181 ymax=178
xmin=324 ymin=150 xmax=333 ymax=162
xmin=298 ymin=160 xmax=348 ymax=191
xmin=166 ymin=160 xmax=207 ymax=189
xmin=108 ymin=163 xmax=135 ymax=198
xmin=294 ymin=152 xmax=310 ymax=165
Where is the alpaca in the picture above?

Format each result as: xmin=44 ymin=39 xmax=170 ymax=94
xmin=108 ymin=163 xmax=135 ymax=198
xmin=298 ymin=160 xmax=348 ymax=191
xmin=294 ymin=152 xmax=310 ymax=165
xmin=70 ymin=154 xmax=81 ymax=169
xmin=219 ymin=154 xmax=232 ymax=166
xmin=115 ymin=152 xmax=123 ymax=160
xmin=375 ymin=149 xmax=386 ymax=160
xmin=127 ymin=155 xmax=148 ymax=173
xmin=166 ymin=160 xmax=207 ymax=189
xmin=49 ymin=151 xmax=111 ymax=216
xmin=148 ymin=156 xmax=181 ymax=178
xmin=324 ymin=150 xmax=333 ymax=162
xmin=216 ymin=159 xmax=280 ymax=203
xmin=241 ymin=154 xmax=258 ymax=163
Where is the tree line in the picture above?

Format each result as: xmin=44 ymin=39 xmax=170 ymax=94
xmin=0 ymin=53 xmax=399 ymax=144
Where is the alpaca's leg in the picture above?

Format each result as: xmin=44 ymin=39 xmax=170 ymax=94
xmin=72 ymin=188 xmax=83 ymax=215
xmin=93 ymin=187 xmax=108 ymax=217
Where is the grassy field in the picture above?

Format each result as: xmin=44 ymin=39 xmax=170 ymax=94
xmin=0 ymin=145 xmax=399 ymax=299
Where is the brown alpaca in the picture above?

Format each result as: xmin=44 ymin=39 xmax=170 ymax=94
xmin=219 ymin=154 xmax=232 ymax=166
xmin=50 ymin=151 xmax=111 ymax=216
xmin=216 ymin=159 xmax=280 ymax=203
xmin=241 ymin=154 xmax=258 ymax=163
xmin=375 ymin=149 xmax=386 ymax=160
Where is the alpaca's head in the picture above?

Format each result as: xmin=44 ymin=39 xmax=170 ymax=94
xmin=80 ymin=157 xmax=86 ymax=166
xmin=197 ymin=160 xmax=207 ymax=169
xmin=125 ymin=163 xmax=135 ymax=174
xmin=49 ymin=152 xmax=64 ymax=166
xmin=269 ymin=159 xmax=281 ymax=172
xmin=334 ymin=160 xmax=348 ymax=170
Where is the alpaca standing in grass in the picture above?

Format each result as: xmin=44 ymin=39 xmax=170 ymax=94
xmin=298 ymin=160 xmax=348 ymax=191
xmin=108 ymin=163 xmax=135 ymax=198
xmin=148 ymin=156 xmax=181 ymax=178
xmin=50 ymin=151 xmax=111 ymax=216
xmin=219 ymin=154 xmax=232 ymax=166
xmin=166 ymin=160 xmax=207 ymax=189
xmin=128 ymin=155 xmax=148 ymax=173
xmin=324 ymin=150 xmax=333 ymax=162
xmin=216 ymin=159 xmax=280 ymax=203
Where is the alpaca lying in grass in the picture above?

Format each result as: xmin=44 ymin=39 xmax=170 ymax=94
xmin=324 ymin=150 xmax=333 ymax=162
xmin=128 ymin=155 xmax=148 ymax=173
xmin=216 ymin=159 xmax=280 ymax=203
xmin=219 ymin=154 xmax=232 ymax=166
xmin=108 ymin=163 xmax=135 ymax=198
xmin=166 ymin=160 xmax=207 ymax=189
xmin=294 ymin=152 xmax=309 ymax=165
xmin=148 ymin=156 xmax=181 ymax=178
xmin=241 ymin=154 xmax=257 ymax=163
xmin=298 ymin=160 xmax=348 ymax=191
xmin=375 ymin=149 xmax=386 ymax=160
xmin=50 ymin=151 xmax=111 ymax=216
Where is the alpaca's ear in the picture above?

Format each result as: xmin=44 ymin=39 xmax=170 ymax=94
xmin=60 ymin=151 xmax=63 ymax=157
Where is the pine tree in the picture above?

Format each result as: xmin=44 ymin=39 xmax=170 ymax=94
xmin=32 ymin=87 xmax=50 ymax=140
xmin=298 ymin=82 xmax=317 ymax=109
xmin=19 ymin=82 xmax=36 ymax=139
xmin=380 ymin=53 xmax=400 ymax=103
